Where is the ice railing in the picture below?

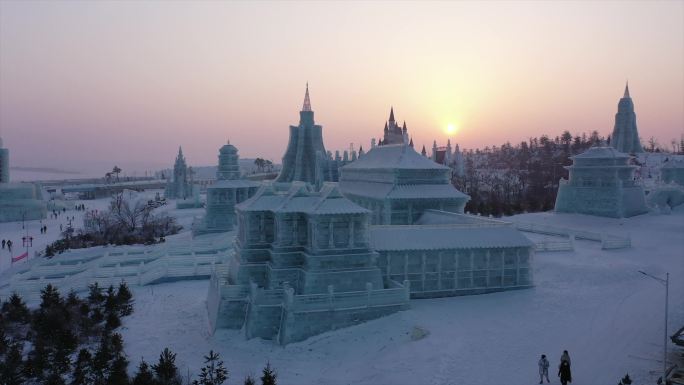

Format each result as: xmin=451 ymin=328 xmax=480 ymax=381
xmin=513 ymin=222 xmax=631 ymax=250
xmin=0 ymin=236 xmax=231 ymax=302
xmin=280 ymin=280 xmax=410 ymax=313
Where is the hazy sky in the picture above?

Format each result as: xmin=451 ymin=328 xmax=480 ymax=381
xmin=0 ymin=0 xmax=682 ymax=175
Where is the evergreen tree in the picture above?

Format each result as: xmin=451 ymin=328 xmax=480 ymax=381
xmin=116 ymin=281 xmax=134 ymax=316
xmin=619 ymin=373 xmax=632 ymax=385
xmin=39 ymin=284 xmax=62 ymax=310
xmin=87 ymin=283 xmax=105 ymax=307
xmin=107 ymin=355 xmax=130 ymax=385
xmin=0 ymin=341 xmax=24 ymax=385
xmin=260 ymin=362 xmax=277 ymax=385
xmin=1 ymin=293 xmax=30 ymax=324
xmin=194 ymin=350 xmax=228 ymax=385
xmin=152 ymin=348 xmax=182 ymax=385
xmin=243 ymin=375 xmax=256 ymax=385
xmin=70 ymin=349 xmax=94 ymax=385
xmin=131 ymin=359 xmax=156 ymax=385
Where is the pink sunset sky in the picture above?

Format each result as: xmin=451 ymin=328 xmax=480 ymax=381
xmin=0 ymin=1 xmax=682 ymax=175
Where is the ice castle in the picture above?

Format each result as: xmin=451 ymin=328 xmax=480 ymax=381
xmin=610 ymin=83 xmax=644 ymax=154
xmin=0 ymin=137 xmax=47 ymax=222
xmin=555 ymin=145 xmax=648 ymax=218
xmin=207 ymin=88 xmax=534 ymax=344
xmin=194 ymin=142 xmax=260 ymax=234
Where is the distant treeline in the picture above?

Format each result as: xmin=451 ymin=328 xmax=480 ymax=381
xmin=453 ymin=130 xmax=618 ymax=217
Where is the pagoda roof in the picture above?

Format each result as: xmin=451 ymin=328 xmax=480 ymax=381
xmin=342 ymin=144 xmax=449 ymax=170
xmin=237 ymin=182 xmax=368 ymax=215
xmin=370 ymin=225 xmax=533 ymax=251
xmin=572 ymin=146 xmax=630 ymax=159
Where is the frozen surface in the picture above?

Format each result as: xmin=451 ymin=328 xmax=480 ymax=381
xmin=118 ymin=207 xmax=684 ymax=385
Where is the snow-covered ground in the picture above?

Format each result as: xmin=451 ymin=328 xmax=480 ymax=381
xmin=0 ymin=190 xmax=204 ymax=274
xmin=113 ymin=207 xmax=684 ymax=385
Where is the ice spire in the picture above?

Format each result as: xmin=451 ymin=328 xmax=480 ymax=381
xmin=302 ymin=82 xmax=312 ymax=111
xmin=389 ymin=107 xmax=395 ymax=122
xmin=402 ymin=121 xmax=407 ymax=132
xmin=623 ymin=81 xmax=630 ymax=98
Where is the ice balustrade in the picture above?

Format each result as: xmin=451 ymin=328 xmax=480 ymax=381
xmin=282 ymin=280 xmax=410 ymax=313
xmin=513 ymin=221 xmax=631 ymax=249
xmin=1 ymin=237 xmax=230 ymax=302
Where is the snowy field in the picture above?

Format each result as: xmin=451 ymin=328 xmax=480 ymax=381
xmin=113 ymin=207 xmax=684 ymax=385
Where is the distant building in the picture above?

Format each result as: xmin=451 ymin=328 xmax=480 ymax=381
xmin=194 ymin=142 xmax=260 ymax=235
xmin=164 ymin=147 xmax=195 ymax=200
xmin=610 ymin=83 xmax=644 ymax=154
xmin=0 ymin=137 xmax=47 ymax=222
xmin=0 ymin=138 xmax=9 ymax=183
xmin=379 ymin=107 xmax=408 ymax=145
xmin=555 ymin=145 xmax=648 ymax=218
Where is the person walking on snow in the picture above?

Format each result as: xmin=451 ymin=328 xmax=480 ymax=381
xmin=558 ymin=360 xmax=572 ymax=385
xmin=538 ymin=354 xmax=550 ymax=383
xmin=560 ymin=350 xmax=571 ymax=367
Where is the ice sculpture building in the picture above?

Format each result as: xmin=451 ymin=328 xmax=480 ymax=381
xmin=164 ymin=147 xmax=195 ymax=200
xmin=207 ymin=89 xmax=534 ymax=344
xmin=0 ymin=138 xmax=47 ymax=222
xmin=610 ymin=83 xmax=644 ymax=154
xmin=339 ymin=143 xmax=469 ymax=225
xmin=661 ymin=159 xmax=684 ymax=187
xmin=207 ymin=182 xmax=410 ymax=344
xmin=194 ymin=142 xmax=260 ymax=234
xmin=274 ymin=84 xmax=352 ymax=187
xmin=554 ymin=145 xmax=648 ymax=217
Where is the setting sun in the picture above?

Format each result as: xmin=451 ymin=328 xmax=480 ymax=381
xmin=445 ymin=123 xmax=458 ymax=135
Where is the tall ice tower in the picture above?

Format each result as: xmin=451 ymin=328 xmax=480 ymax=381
xmin=275 ymin=84 xmax=328 ymax=184
xmin=0 ymin=137 xmax=9 ymax=183
xmin=610 ymin=83 xmax=644 ymax=154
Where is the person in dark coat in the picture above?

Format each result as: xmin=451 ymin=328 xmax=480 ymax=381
xmin=558 ymin=360 xmax=572 ymax=385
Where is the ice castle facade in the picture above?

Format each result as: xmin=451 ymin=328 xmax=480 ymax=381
xmin=194 ymin=142 xmax=260 ymax=235
xmin=0 ymin=138 xmax=47 ymax=222
xmin=610 ymin=83 xmax=644 ymax=154
xmin=555 ymin=145 xmax=648 ymax=218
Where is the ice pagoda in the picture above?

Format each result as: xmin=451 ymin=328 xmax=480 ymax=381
xmin=194 ymin=142 xmax=260 ymax=235
xmin=610 ymin=83 xmax=644 ymax=154
xmin=554 ymin=145 xmax=648 ymax=218
xmin=274 ymin=84 xmax=352 ymax=187
xmin=0 ymin=137 xmax=47 ymax=222
xmin=207 ymin=182 xmax=410 ymax=344
xmin=339 ymin=143 xmax=470 ymax=225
